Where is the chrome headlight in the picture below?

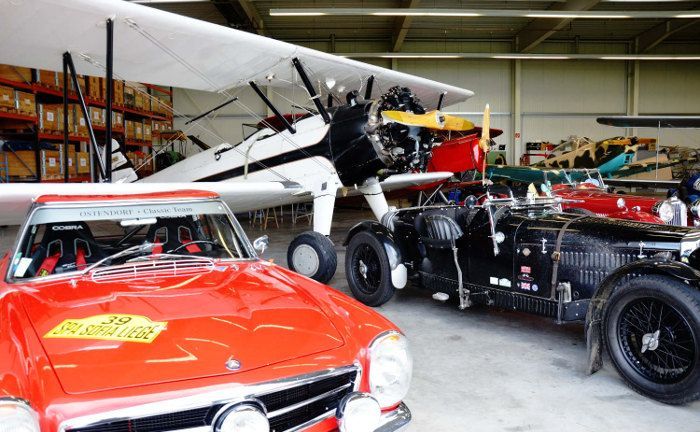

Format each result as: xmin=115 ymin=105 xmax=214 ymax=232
xmin=336 ymin=392 xmax=381 ymax=432
xmin=369 ymin=331 xmax=413 ymax=409
xmin=655 ymin=200 xmax=674 ymax=223
xmin=691 ymin=199 xmax=700 ymax=219
xmin=215 ymin=404 xmax=269 ymax=432
xmin=0 ymin=399 xmax=39 ymax=432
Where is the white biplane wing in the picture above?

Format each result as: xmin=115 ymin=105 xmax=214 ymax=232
xmin=0 ymin=0 xmax=474 ymax=108
xmin=340 ymin=172 xmax=453 ymax=196
xmin=0 ymin=181 xmax=303 ymax=226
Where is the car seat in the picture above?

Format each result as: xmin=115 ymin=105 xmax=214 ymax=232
xmin=146 ymin=217 xmax=204 ymax=254
xmin=415 ymin=208 xmax=467 ymax=250
xmin=28 ymin=222 xmax=103 ymax=277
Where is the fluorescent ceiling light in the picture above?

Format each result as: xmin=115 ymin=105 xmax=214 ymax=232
xmin=270 ymin=8 xmax=696 ymax=19
xmin=340 ymin=53 xmax=700 ymax=61
xmin=492 ymin=55 xmax=571 ymax=59
xmin=380 ymin=54 xmax=462 ymax=59
xmin=371 ymin=12 xmax=482 ymax=17
xmin=525 ymin=13 xmax=631 ymax=18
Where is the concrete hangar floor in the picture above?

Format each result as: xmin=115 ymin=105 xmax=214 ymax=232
xmin=3 ymin=209 xmax=698 ymax=431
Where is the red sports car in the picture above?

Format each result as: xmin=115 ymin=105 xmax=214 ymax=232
xmin=485 ymin=166 xmax=689 ymax=226
xmin=0 ymin=190 xmax=412 ymax=432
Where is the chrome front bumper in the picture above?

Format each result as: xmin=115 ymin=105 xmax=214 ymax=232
xmin=375 ymin=402 xmax=411 ymax=432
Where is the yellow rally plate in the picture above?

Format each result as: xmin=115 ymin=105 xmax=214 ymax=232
xmin=44 ymin=314 xmax=167 ymax=344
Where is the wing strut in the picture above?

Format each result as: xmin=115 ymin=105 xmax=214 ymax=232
xmin=63 ymin=51 xmax=108 ymax=182
xmin=185 ymin=96 xmax=239 ymax=125
xmin=436 ymin=91 xmax=447 ymax=111
xmin=364 ymin=75 xmax=374 ymax=100
xmin=104 ymin=18 xmax=114 ymax=181
xmin=249 ymin=81 xmax=296 ymax=134
xmin=292 ymin=57 xmax=330 ymax=124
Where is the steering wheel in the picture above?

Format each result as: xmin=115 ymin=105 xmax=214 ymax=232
xmin=168 ymin=240 xmax=218 ymax=254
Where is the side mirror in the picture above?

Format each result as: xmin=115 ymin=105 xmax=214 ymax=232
xmin=253 ymin=235 xmax=269 ymax=255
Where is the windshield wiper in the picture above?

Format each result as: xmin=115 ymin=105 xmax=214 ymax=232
xmin=82 ymin=242 xmax=158 ymax=274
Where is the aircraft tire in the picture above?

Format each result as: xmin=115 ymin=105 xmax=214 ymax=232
xmin=287 ymin=231 xmax=337 ymax=283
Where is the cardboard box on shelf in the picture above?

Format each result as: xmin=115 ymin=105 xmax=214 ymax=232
xmin=89 ymin=106 xmax=105 ymax=126
xmin=43 ymin=150 xmax=62 ymax=179
xmin=101 ymin=79 xmax=125 ymax=105
xmin=88 ymin=76 xmax=102 ymax=100
xmin=125 ymin=120 xmax=135 ymax=139
xmin=14 ymin=91 xmax=36 ymax=116
xmin=0 ymin=85 xmax=15 ymax=110
xmin=5 ymin=150 xmax=38 ymax=178
xmin=123 ymin=86 xmax=136 ymax=107
xmin=0 ymin=64 xmax=32 ymax=83
xmin=41 ymin=150 xmax=62 ymax=180
xmin=143 ymin=122 xmax=152 ymax=141
xmin=67 ymin=75 xmax=87 ymax=95
xmin=38 ymin=70 xmax=59 ymax=88
xmin=135 ymin=121 xmax=143 ymax=140
xmin=74 ymin=106 xmax=88 ymax=136
xmin=134 ymin=92 xmax=143 ymax=110
xmin=39 ymin=104 xmax=61 ymax=132
xmin=76 ymin=152 xmax=90 ymax=174
xmin=112 ymin=111 xmax=124 ymax=130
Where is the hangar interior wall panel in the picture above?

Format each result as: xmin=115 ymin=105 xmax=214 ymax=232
xmin=397 ymin=57 xmax=512 ymax=114
xmin=520 ymin=60 xmax=628 ymax=147
xmin=636 ymin=62 xmax=700 ymax=147
xmin=638 ymin=62 xmax=700 ymax=114
xmin=521 ymin=61 xmax=626 ymax=114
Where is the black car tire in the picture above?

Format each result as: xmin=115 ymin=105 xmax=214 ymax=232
xmin=287 ymin=231 xmax=337 ymax=283
xmin=603 ymin=275 xmax=700 ymax=404
xmin=345 ymin=231 xmax=395 ymax=307
xmin=565 ymin=207 xmax=595 ymax=216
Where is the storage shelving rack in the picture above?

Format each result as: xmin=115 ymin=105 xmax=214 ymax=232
xmin=0 ymin=70 xmax=173 ymax=183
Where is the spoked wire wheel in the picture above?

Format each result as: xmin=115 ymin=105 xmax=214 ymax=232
xmin=617 ymin=297 xmax=697 ymax=384
xmin=604 ymin=274 xmax=700 ymax=404
xmin=344 ymin=231 xmax=396 ymax=307
xmin=352 ymin=243 xmax=382 ymax=296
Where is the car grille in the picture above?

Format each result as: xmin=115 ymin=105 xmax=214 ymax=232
xmin=65 ymin=368 xmax=358 ymax=432
xmin=668 ymin=199 xmax=688 ymax=226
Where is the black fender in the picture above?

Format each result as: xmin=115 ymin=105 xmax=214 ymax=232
xmin=584 ymin=258 xmax=700 ymax=375
xmin=344 ymin=221 xmax=403 ymax=270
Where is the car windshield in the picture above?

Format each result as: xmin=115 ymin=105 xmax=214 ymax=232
xmin=9 ymin=199 xmax=252 ymax=281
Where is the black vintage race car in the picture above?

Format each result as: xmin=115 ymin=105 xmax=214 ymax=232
xmin=343 ymin=186 xmax=700 ymax=404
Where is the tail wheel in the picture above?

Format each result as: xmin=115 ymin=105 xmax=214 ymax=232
xmin=287 ymin=231 xmax=337 ymax=283
xmin=603 ymin=275 xmax=700 ymax=404
xmin=345 ymin=231 xmax=395 ymax=307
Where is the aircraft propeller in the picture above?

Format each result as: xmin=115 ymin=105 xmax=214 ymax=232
xmin=479 ymin=104 xmax=491 ymax=185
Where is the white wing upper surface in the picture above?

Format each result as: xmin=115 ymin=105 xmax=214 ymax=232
xmin=0 ymin=0 xmax=474 ymax=108
xmin=0 ymin=182 xmax=304 ymax=226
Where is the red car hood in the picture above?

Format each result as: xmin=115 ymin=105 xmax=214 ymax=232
xmin=21 ymin=262 xmax=344 ymax=394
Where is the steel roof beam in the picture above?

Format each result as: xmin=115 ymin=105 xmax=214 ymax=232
xmin=636 ymin=18 xmax=700 ymax=53
xmin=514 ymin=0 xmax=602 ymax=52
xmin=392 ymin=0 xmax=420 ymax=52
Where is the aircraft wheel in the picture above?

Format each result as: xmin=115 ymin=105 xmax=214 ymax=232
xmin=603 ymin=275 xmax=700 ymax=404
xmin=287 ymin=231 xmax=337 ymax=283
xmin=345 ymin=231 xmax=395 ymax=307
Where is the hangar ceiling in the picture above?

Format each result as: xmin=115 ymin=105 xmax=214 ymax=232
xmin=141 ymin=0 xmax=700 ymax=54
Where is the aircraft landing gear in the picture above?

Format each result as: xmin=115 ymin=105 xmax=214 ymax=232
xmin=287 ymin=231 xmax=337 ymax=283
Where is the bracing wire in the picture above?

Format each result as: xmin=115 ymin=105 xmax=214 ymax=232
xmin=119 ymin=21 xmax=339 ymax=178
